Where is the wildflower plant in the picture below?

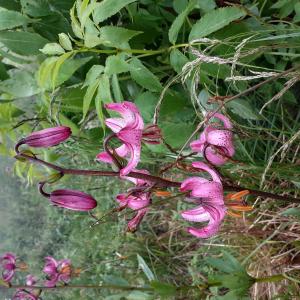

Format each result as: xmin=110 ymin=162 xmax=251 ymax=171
xmin=0 ymin=0 xmax=300 ymax=298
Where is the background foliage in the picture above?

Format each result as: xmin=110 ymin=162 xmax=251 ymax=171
xmin=0 ymin=0 xmax=300 ymax=299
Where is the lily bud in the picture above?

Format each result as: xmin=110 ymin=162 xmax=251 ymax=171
xmin=19 ymin=126 xmax=71 ymax=149
xmin=50 ymin=189 xmax=97 ymax=211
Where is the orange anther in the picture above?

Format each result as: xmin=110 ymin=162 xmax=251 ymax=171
xmin=227 ymin=211 xmax=242 ymax=218
xmin=230 ymin=205 xmax=253 ymax=212
xmin=225 ymin=190 xmax=250 ymax=201
xmin=154 ymin=190 xmax=172 ymax=197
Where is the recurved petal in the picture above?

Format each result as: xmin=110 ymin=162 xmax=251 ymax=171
xmin=44 ymin=274 xmax=59 ymax=287
xmin=105 ymin=102 xmax=144 ymax=130
xmin=119 ymin=142 xmax=141 ymax=176
xmin=191 ymin=162 xmax=221 ymax=183
xmin=187 ymin=222 xmax=221 ymax=238
xmin=116 ymin=193 xmax=150 ymax=210
xmin=96 ymin=144 xmax=129 ymax=163
xmin=2 ymin=269 xmax=15 ymax=282
xmin=204 ymin=146 xmax=228 ymax=166
xmin=181 ymin=206 xmax=210 ymax=222
xmin=211 ymin=112 xmax=233 ymax=129
xmin=105 ymin=118 xmax=126 ymax=133
xmin=127 ymin=208 xmax=148 ymax=232
xmin=180 ymin=177 xmax=208 ymax=192
xmin=124 ymin=169 xmax=150 ymax=186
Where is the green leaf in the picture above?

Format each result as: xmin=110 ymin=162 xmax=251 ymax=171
xmin=58 ymin=86 xmax=87 ymax=112
xmin=226 ymin=99 xmax=260 ymax=120
xmin=84 ymin=17 xmax=101 ymax=48
xmin=173 ymin=0 xmax=188 ymax=13
xmin=51 ymin=51 xmax=74 ymax=89
xmin=83 ymin=65 xmax=104 ymax=88
xmin=294 ymin=2 xmax=300 ymax=22
xmin=38 ymin=55 xmax=91 ymax=89
xmin=198 ymin=0 xmax=216 ymax=13
xmin=32 ymin=12 xmax=72 ymax=42
xmin=135 ymin=91 xmax=157 ymax=122
xmin=0 ymin=31 xmax=48 ymax=55
xmin=111 ymin=74 xmax=124 ymax=102
xmin=96 ymin=74 xmax=112 ymax=130
xmin=105 ymin=55 xmax=130 ymax=76
xmin=170 ymin=48 xmax=189 ymax=73
xmin=137 ymin=254 xmax=155 ymax=282
xmin=59 ymin=113 xmax=79 ymax=135
xmin=70 ymin=4 xmax=83 ymax=39
xmin=189 ymin=7 xmax=246 ymax=41
xmin=162 ymin=122 xmax=194 ymax=148
xmin=99 ymin=26 xmax=142 ymax=48
xmin=0 ymin=9 xmax=29 ymax=30
xmin=150 ymin=281 xmax=176 ymax=298
xmin=281 ymin=208 xmax=300 ymax=219
xmin=93 ymin=0 xmax=137 ymax=24
xmin=129 ymin=57 xmax=163 ymax=92
xmin=97 ymin=74 xmax=112 ymax=104
xmin=82 ymin=80 xmax=100 ymax=121
xmin=39 ymin=43 xmax=65 ymax=55
xmin=58 ymin=33 xmax=73 ymax=50
xmin=0 ymin=70 xmax=40 ymax=98
xmin=168 ymin=0 xmax=197 ymax=44
xmin=20 ymin=0 xmax=51 ymax=17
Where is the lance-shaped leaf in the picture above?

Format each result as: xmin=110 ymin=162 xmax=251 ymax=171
xmin=189 ymin=7 xmax=246 ymax=41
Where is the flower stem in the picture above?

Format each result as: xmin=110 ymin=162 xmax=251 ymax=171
xmin=14 ymin=153 xmax=300 ymax=202
xmin=1 ymin=284 xmax=153 ymax=292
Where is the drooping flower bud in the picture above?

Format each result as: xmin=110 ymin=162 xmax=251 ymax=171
xmin=18 ymin=126 xmax=71 ymax=149
xmin=49 ymin=189 xmax=97 ymax=211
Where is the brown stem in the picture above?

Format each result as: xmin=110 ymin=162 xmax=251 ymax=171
xmin=1 ymin=284 xmax=152 ymax=292
xmin=15 ymin=153 xmax=179 ymax=188
xmin=223 ymin=184 xmax=300 ymax=204
xmin=15 ymin=152 xmax=300 ymax=203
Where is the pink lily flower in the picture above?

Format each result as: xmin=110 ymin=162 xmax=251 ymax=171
xmin=1 ymin=252 xmax=17 ymax=282
xmin=43 ymin=256 xmax=72 ymax=287
xmin=13 ymin=290 xmax=38 ymax=300
xmin=96 ymin=101 xmax=161 ymax=176
xmin=49 ymin=189 xmax=97 ymax=211
xmin=18 ymin=126 xmax=71 ymax=149
xmin=180 ymin=162 xmax=226 ymax=238
xmin=115 ymin=169 xmax=151 ymax=232
xmin=13 ymin=275 xmax=39 ymax=300
xmin=191 ymin=113 xmax=234 ymax=166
